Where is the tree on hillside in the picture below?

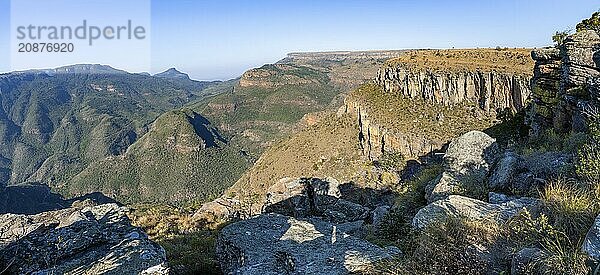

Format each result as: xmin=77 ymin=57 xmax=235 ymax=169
xmin=576 ymin=11 xmax=600 ymax=33
xmin=552 ymin=30 xmax=571 ymax=46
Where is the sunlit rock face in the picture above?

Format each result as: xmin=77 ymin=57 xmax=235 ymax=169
xmin=529 ymin=30 xmax=600 ymax=136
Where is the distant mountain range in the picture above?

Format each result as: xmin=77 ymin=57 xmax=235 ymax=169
xmin=0 ymin=50 xmax=401 ymax=206
xmin=0 ymin=65 xmax=232 ymax=192
xmin=10 ymin=65 xmax=197 ymax=81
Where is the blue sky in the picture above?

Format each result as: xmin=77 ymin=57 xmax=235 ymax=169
xmin=1 ymin=0 xmax=599 ymax=80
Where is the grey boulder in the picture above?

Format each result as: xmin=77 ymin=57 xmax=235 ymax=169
xmin=216 ymin=213 xmax=398 ymax=275
xmin=263 ymin=178 xmax=369 ymax=223
xmin=511 ymin=247 xmax=545 ymax=275
xmin=412 ymin=195 xmax=540 ymax=230
xmin=427 ymin=131 xmax=500 ymax=202
xmin=583 ymin=214 xmax=600 ymax=260
xmin=488 ymin=151 xmax=523 ymax=190
xmin=0 ymin=202 xmax=168 ymax=274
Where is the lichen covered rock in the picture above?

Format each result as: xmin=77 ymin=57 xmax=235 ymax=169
xmin=0 ymin=202 xmax=168 ymax=274
xmin=583 ymin=214 xmax=600 ymax=261
xmin=427 ymin=131 xmax=500 ymax=202
xmin=412 ymin=195 xmax=540 ymax=230
xmin=216 ymin=213 xmax=398 ymax=275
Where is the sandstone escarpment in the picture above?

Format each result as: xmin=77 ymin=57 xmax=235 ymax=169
xmin=376 ymin=49 xmax=534 ymax=115
xmin=340 ymin=49 xmax=534 ymax=160
xmin=239 ymin=64 xmax=323 ymax=88
xmin=343 ymin=83 xmax=497 ymax=160
xmin=343 ymin=98 xmax=443 ymax=159
xmin=529 ymin=30 xmax=600 ymax=135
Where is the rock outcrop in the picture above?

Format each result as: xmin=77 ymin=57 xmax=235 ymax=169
xmin=216 ymin=213 xmax=399 ymax=275
xmin=582 ymin=214 xmax=600 ymax=261
xmin=426 ymin=131 xmax=500 ymax=202
xmin=528 ymin=30 xmax=600 ymax=135
xmin=213 ymin=177 xmax=399 ymax=274
xmin=376 ymin=49 xmax=533 ymax=115
xmin=0 ymin=202 xmax=168 ymax=274
xmin=192 ymin=197 xmax=242 ymax=224
xmin=412 ymin=195 xmax=540 ymax=230
xmin=343 ymin=99 xmax=443 ymax=160
xmin=263 ymin=177 xmax=371 ymax=224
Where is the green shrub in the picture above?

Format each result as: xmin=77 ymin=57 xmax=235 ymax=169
xmin=577 ymin=115 xmax=600 ymax=185
xmin=519 ymin=129 xmax=587 ymax=158
xmin=370 ymin=164 xmax=443 ymax=253
xmin=393 ymin=164 xmax=443 ymax=215
xmin=576 ymin=11 xmax=600 ymax=33
xmin=552 ymin=30 xmax=572 ymax=46
xmin=377 ymin=152 xmax=406 ymax=172
xmin=531 ymin=243 xmax=590 ymax=275
xmin=507 ymin=210 xmax=561 ymax=248
xmin=128 ymin=204 xmax=224 ymax=274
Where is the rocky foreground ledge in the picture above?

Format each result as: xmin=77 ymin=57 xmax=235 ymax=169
xmin=217 ymin=213 xmax=399 ymax=275
xmin=0 ymin=201 xmax=168 ymax=274
xmin=214 ymin=177 xmax=399 ymax=274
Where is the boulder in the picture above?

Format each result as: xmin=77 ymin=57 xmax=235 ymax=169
xmin=0 ymin=203 xmax=168 ymax=274
xmin=370 ymin=205 xmax=390 ymax=229
xmin=193 ymin=197 xmax=241 ymax=224
xmin=444 ymin=131 xmax=500 ymax=175
xmin=263 ymin=178 xmax=369 ymax=223
xmin=427 ymin=172 xmax=461 ymax=202
xmin=216 ymin=213 xmax=399 ymax=275
xmin=412 ymin=195 xmax=540 ymax=230
xmin=488 ymin=151 xmax=523 ymax=190
xmin=511 ymin=172 xmax=537 ymax=195
xmin=488 ymin=192 xmax=515 ymax=204
xmin=582 ymin=214 xmax=600 ymax=260
xmin=427 ymin=131 xmax=500 ymax=202
xmin=511 ymin=247 xmax=545 ymax=275
xmin=525 ymin=151 xmax=572 ymax=179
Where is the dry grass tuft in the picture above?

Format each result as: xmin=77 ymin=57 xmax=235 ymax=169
xmin=541 ymin=178 xmax=599 ymax=239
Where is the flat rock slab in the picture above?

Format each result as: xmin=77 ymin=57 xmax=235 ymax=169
xmin=216 ymin=213 xmax=398 ymax=275
xmin=413 ymin=195 xmax=540 ymax=230
xmin=0 ymin=203 xmax=168 ymax=274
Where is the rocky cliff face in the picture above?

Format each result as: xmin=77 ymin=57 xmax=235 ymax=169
xmin=376 ymin=49 xmax=533 ymax=114
xmin=528 ymin=30 xmax=600 ymax=135
xmin=340 ymin=49 xmax=534 ymax=160
xmin=343 ymin=98 xmax=443 ymax=159
xmin=376 ymin=69 xmax=531 ymax=114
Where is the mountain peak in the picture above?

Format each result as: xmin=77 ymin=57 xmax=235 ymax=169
xmin=155 ymin=68 xmax=191 ymax=80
